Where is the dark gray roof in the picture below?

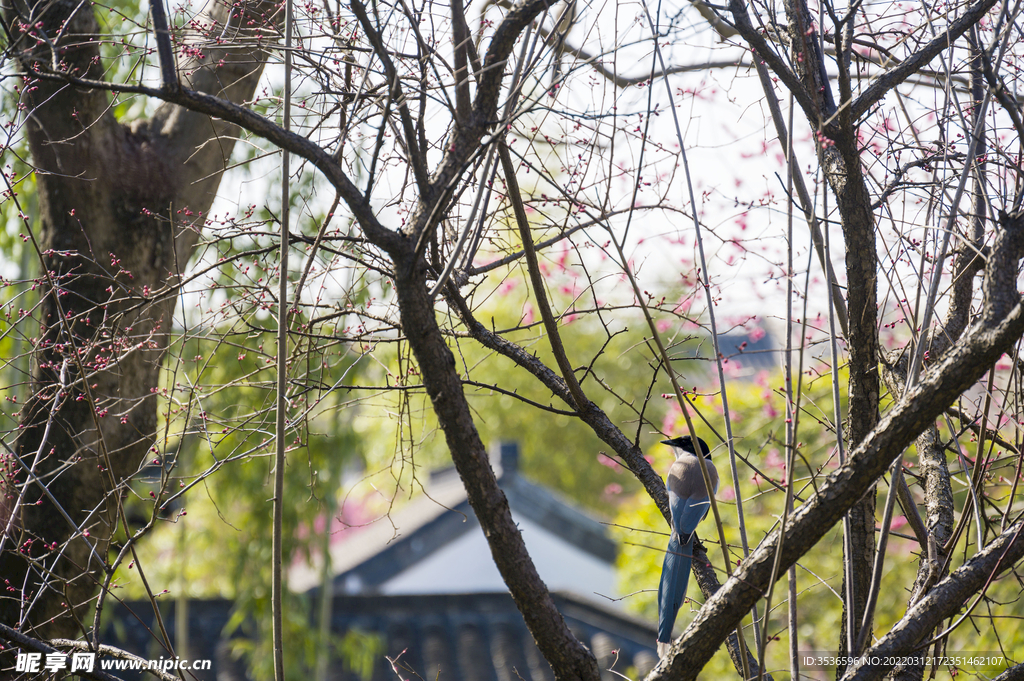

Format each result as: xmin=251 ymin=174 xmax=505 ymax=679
xmin=327 ymin=592 xmax=658 ymax=681
xmin=100 ymin=593 xmax=658 ymax=681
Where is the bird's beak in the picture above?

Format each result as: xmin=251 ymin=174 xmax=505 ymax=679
xmin=660 ymin=439 xmax=673 ymax=445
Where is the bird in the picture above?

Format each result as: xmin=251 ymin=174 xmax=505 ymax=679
xmin=657 ymin=435 xmax=719 ymax=658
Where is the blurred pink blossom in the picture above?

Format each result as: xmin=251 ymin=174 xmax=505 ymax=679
xmin=765 ymin=448 xmax=786 ymax=471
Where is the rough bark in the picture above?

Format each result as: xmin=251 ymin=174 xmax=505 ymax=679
xmin=823 ymin=124 xmax=881 ymax=667
xmin=993 ymin=662 xmax=1024 ymax=681
xmin=825 ymin=132 xmax=881 ymax=672
xmin=0 ymin=0 xmax=280 ymax=642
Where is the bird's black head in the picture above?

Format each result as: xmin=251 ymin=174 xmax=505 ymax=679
xmin=660 ymin=435 xmax=711 ymax=459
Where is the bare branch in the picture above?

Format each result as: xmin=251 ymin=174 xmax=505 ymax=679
xmin=851 ymin=0 xmax=1000 ymax=121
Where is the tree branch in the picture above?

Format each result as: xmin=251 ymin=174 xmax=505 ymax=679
xmin=851 ymin=0 xmax=1000 ymax=121
xmin=497 ymin=142 xmax=590 ymax=411
xmin=16 ymin=64 xmax=402 ymax=255
xmin=993 ymin=661 xmax=1024 ymax=681
xmin=727 ymin=0 xmax=820 ymax=128
xmin=349 ymin=0 xmax=432 ymax=198
xmin=148 ymin=0 xmax=179 ymax=92
xmin=0 ymin=622 xmax=179 ymax=681
xmin=394 ymin=267 xmax=601 ymax=681
xmin=446 ymin=286 xmax=668 ymax=511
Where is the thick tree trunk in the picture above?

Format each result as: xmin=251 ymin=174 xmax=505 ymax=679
xmin=0 ymin=0 xmax=279 ymax=642
xmin=824 ymin=136 xmax=881 ymax=671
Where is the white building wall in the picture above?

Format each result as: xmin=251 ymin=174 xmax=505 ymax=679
xmin=380 ymin=514 xmax=618 ymax=604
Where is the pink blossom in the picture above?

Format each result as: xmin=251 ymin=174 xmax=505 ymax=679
xmin=765 ymin=448 xmax=785 ymax=471
xmin=723 ymin=359 xmax=744 ymax=378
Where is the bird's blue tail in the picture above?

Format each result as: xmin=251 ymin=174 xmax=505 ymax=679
xmin=657 ymin=533 xmax=693 ymax=645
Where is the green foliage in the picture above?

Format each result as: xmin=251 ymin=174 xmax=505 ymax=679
xmin=112 ymin=318 xmax=371 ymax=677
xmin=335 ymin=628 xmax=385 ymax=680
xmin=223 ymin=592 xmax=382 ymax=681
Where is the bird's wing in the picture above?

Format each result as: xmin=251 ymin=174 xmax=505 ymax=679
xmin=669 ymin=489 xmax=711 ymax=544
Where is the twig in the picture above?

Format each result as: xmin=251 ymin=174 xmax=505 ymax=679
xmin=149 ymin=0 xmax=179 ymax=93
xmin=497 ymin=142 xmax=589 ymax=412
xmin=271 ymin=0 xmax=294 ymax=675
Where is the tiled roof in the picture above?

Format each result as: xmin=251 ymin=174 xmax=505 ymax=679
xmin=101 ymin=592 xmax=659 ymax=681
xmin=325 ymin=592 xmax=658 ymax=681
